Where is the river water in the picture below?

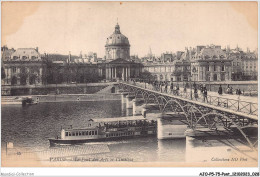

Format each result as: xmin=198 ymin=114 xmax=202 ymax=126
xmin=1 ymin=100 xmax=257 ymax=164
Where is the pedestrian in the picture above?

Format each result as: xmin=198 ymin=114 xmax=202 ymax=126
xmin=193 ymin=82 xmax=197 ymax=90
xmin=184 ymin=84 xmax=187 ymax=93
xmin=194 ymin=87 xmax=198 ymax=100
xmin=218 ymin=85 xmax=223 ymax=95
xmin=170 ymin=82 xmax=174 ymax=94
xmin=203 ymin=87 xmax=208 ymax=103
xmin=238 ymin=88 xmax=242 ymax=100
xmin=161 ymin=81 xmax=164 ymax=93
xmin=165 ymin=81 xmax=168 ymax=93
xmin=176 ymin=84 xmax=180 ymax=95
xmin=227 ymin=87 xmax=230 ymax=94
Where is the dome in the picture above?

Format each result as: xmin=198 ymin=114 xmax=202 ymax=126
xmin=105 ymin=23 xmax=130 ymax=47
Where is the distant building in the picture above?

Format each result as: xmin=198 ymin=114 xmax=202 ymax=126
xmin=2 ymin=47 xmax=46 ymax=86
xmin=143 ymin=63 xmax=175 ymax=81
xmin=161 ymin=53 xmax=174 ymax=63
xmin=241 ymin=50 xmax=258 ymax=80
xmin=190 ymin=45 xmax=232 ymax=82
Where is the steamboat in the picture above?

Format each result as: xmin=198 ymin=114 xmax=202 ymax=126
xmin=48 ymin=116 xmax=157 ymax=146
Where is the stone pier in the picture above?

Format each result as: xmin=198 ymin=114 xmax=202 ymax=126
xmin=157 ymin=114 xmax=187 ymax=140
xmin=121 ymin=92 xmax=128 ymax=104
xmin=126 ymin=95 xmax=135 ymax=109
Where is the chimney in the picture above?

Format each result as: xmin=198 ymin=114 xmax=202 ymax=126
xmin=69 ymin=51 xmax=71 ymax=64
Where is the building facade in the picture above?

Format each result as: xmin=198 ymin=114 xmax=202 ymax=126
xmin=104 ymin=23 xmax=140 ymax=81
xmin=2 ymin=47 xmax=45 ymax=86
xmin=190 ymin=45 xmax=232 ymax=82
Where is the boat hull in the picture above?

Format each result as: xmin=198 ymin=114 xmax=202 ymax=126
xmin=49 ymin=134 xmax=156 ymax=146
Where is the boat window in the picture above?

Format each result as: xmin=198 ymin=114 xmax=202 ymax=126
xmin=76 ymin=132 xmax=78 ymax=136
xmin=65 ymin=132 xmax=68 ymax=136
xmin=72 ymin=132 xmax=75 ymax=136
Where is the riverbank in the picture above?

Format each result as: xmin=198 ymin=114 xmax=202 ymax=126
xmin=1 ymin=93 xmax=121 ymax=104
xmin=1 ymin=82 xmax=119 ymax=96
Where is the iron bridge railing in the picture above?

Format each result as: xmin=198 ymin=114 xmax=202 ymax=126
xmin=121 ymin=81 xmax=258 ymax=117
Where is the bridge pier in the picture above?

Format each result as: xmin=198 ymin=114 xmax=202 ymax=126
xmin=126 ymin=95 xmax=135 ymax=109
xmin=121 ymin=92 xmax=128 ymax=104
xmin=157 ymin=116 xmax=187 ymax=140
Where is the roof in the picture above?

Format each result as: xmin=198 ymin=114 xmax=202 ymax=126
xmin=106 ymin=24 xmax=130 ymax=47
xmin=2 ymin=49 xmax=15 ymax=60
xmin=11 ymin=48 xmax=41 ymax=59
xmin=92 ymin=116 xmax=146 ymax=123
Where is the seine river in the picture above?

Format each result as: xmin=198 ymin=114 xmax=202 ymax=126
xmin=2 ymin=100 xmax=257 ymax=164
xmin=1 ymin=100 xmax=185 ymax=162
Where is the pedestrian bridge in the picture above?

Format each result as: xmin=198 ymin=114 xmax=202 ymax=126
xmin=118 ymin=81 xmax=258 ymax=150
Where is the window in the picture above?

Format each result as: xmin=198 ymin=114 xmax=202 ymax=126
xmin=12 ymin=67 xmax=16 ymax=73
xmin=65 ymin=132 xmax=68 ymax=136
xmin=237 ymin=62 xmax=239 ymax=66
xmin=82 ymin=131 xmax=85 ymax=135
xmin=76 ymin=132 xmax=78 ymax=136
xmin=89 ymin=131 xmax=92 ymax=135
xmin=72 ymin=132 xmax=75 ymax=136
xmin=79 ymin=132 xmax=82 ymax=136
xmin=95 ymin=131 xmax=97 ymax=135
xmin=68 ymin=132 xmax=71 ymax=136
xmin=214 ymin=65 xmax=216 ymax=71
xmin=221 ymin=65 xmax=225 ymax=71
xmin=207 ymin=65 xmax=210 ymax=71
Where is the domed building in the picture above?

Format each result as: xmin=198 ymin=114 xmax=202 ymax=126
xmin=105 ymin=23 xmax=130 ymax=61
xmin=103 ymin=23 xmax=142 ymax=81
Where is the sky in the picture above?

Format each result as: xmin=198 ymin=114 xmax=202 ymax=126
xmin=2 ymin=1 xmax=258 ymax=58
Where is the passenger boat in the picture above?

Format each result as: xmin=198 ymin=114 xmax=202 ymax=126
xmin=48 ymin=116 xmax=157 ymax=146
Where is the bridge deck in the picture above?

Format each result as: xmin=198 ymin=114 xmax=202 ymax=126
xmin=121 ymin=82 xmax=258 ymax=121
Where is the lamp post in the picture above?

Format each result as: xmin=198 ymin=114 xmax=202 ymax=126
xmin=190 ymin=69 xmax=192 ymax=100
xmin=190 ymin=75 xmax=192 ymax=100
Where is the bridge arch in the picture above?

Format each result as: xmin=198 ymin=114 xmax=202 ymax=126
xmin=194 ymin=112 xmax=257 ymax=150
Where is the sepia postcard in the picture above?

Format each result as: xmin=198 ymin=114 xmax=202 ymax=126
xmin=1 ymin=0 xmax=259 ymax=175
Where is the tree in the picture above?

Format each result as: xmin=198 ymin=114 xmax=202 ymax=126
xmin=138 ymin=70 xmax=156 ymax=81
xmin=1 ymin=66 xmax=6 ymax=79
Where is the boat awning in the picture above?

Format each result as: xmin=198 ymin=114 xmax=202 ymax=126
xmin=92 ymin=116 xmax=146 ymax=123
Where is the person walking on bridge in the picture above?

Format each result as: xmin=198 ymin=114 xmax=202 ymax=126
xmin=176 ymin=84 xmax=180 ymax=96
xmin=218 ymin=85 xmax=223 ymax=95
xmin=170 ymin=82 xmax=174 ymax=94
xmin=165 ymin=81 xmax=168 ymax=93
xmin=194 ymin=87 xmax=198 ymax=101
xmin=203 ymin=87 xmax=208 ymax=103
